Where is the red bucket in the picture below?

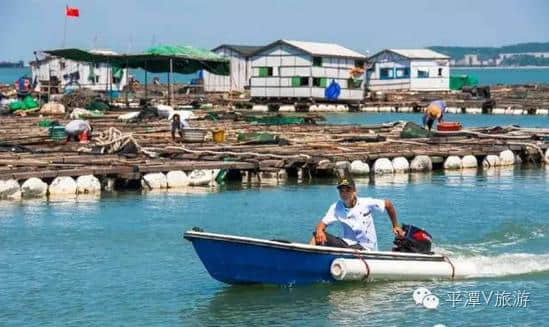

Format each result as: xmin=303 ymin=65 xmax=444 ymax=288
xmin=437 ymin=121 xmax=462 ymax=131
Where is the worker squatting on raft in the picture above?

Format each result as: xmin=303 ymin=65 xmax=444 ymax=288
xmin=423 ymin=100 xmax=446 ymax=131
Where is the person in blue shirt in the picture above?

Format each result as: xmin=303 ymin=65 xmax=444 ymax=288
xmin=423 ymin=100 xmax=446 ymax=131
xmin=310 ymin=177 xmax=404 ymax=251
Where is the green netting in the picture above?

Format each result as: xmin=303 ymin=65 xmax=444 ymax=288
xmin=248 ymin=116 xmax=305 ymax=125
xmin=237 ymin=132 xmax=279 ymax=144
xmin=44 ymin=45 xmax=230 ymax=75
xmin=450 ymin=75 xmax=479 ymax=90
xmin=86 ymin=101 xmax=109 ymax=111
xmin=37 ymin=119 xmax=59 ymax=128
xmin=400 ymin=122 xmax=431 ymax=138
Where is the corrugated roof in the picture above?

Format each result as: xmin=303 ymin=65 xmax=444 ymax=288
xmin=387 ymin=49 xmax=449 ymax=59
xmin=276 ymin=40 xmax=366 ymax=59
xmin=213 ymin=44 xmax=264 ymax=57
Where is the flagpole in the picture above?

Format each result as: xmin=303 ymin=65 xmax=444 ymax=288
xmin=63 ymin=5 xmax=67 ymax=48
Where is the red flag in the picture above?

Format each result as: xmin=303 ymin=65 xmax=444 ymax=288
xmin=65 ymin=6 xmax=79 ymax=17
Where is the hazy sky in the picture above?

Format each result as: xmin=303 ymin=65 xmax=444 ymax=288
xmin=2 ymin=0 xmax=548 ymax=61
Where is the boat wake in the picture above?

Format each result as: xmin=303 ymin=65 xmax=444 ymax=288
xmin=433 ymin=222 xmax=549 ymax=278
xmin=452 ymin=253 xmax=549 ymax=278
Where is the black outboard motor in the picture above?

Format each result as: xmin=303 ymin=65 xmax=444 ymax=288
xmin=392 ymin=224 xmax=433 ymax=254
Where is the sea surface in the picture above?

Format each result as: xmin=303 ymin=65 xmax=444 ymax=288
xmin=2 ymin=67 xmax=548 ymax=86
xmin=453 ymin=67 xmax=549 ymax=86
xmin=323 ymin=112 xmax=549 ymax=128
xmin=1 ymin=168 xmax=549 ymax=326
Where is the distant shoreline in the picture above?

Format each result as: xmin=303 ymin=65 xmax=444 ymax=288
xmin=452 ymin=66 xmax=549 ymax=70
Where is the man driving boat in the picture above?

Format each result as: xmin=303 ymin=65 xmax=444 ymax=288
xmin=310 ymin=175 xmax=405 ymax=251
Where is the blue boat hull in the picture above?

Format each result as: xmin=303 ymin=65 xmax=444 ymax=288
xmin=190 ymin=236 xmax=349 ymax=285
xmin=184 ymin=231 xmax=448 ymax=285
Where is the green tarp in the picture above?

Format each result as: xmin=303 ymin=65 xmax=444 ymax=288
xmin=9 ymin=95 xmax=39 ymax=111
xmin=450 ymin=74 xmax=479 ymax=90
xmin=44 ymin=45 xmax=230 ymax=75
xmin=400 ymin=122 xmax=431 ymax=138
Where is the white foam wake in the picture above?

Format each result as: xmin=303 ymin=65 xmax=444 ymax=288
xmin=451 ymin=253 xmax=549 ymax=278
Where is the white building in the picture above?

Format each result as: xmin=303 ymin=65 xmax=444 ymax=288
xmin=203 ymin=44 xmax=262 ymax=93
xmin=30 ymin=50 xmax=127 ymax=93
xmin=366 ymin=49 xmax=450 ymax=91
xmin=250 ymin=40 xmax=366 ymax=102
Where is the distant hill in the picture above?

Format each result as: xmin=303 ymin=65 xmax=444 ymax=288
xmin=429 ymin=42 xmax=549 ymax=61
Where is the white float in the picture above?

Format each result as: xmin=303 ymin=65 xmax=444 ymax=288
xmin=537 ymin=109 xmax=549 ymax=115
xmin=118 ymin=111 xmax=140 ymax=121
xmin=378 ymin=106 xmax=393 ymax=112
xmin=21 ymin=177 xmax=48 ymax=198
xmin=444 ymin=156 xmax=463 ymax=170
xmin=465 ymin=108 xmax=482 ymax=114
xmin=330 ymin=257 xmax=460 ymax=281
xmin=0 ymin=179 xmax=21 ymax=200
xmin=317 ymin=159 xmax=332 ymax=169
xmin=166 ymin=171 xmax=190 ymax=188
xmin=446 ymin=107 xmax=461 ymax=114
xmin=492 ymin=108 xmax=505 ymax=115
xmin=336 ymin=104 xmax=348 ymax=112
xmin=398 ymin=107 xmax=413 ymax=113
xmin=350 ymin=160 xmax=370 ymax=175
xmin=188 ymin=169 xmax=218 ymax=186
xmin=512 ymin=109 xmax=525 ymax=115
xmin=373 ymin=158 xmax=394 ymax=175
xmin=277 ymin=169 xmax=288 ymax=181
xmin=48 ymin=176 xmax=77 ymax=195
xmin=279 ymin=105 xmax=295 ymax=112
xmin=391 ymin=157 xmax=410 ymax=173
xmin=76 ymin=175 xmax=101 ymax=194
xmin=410 ymin=155 xmax=433 ymax=172
xmin=499 ymin=150 xmax=515 ymax=166
xmin=309 ymin=105 xmax=319 ymax=112
xmin=335 ymin=161 xmax=350 ymax=170
xmin=361 ymin=106 xmax=378 ymax=112
xmin=156 ymin=104 xmax=175 ymax=118
xmin=462 ymin=155 xmax=478 ymax=169
xmin=141 ymin=173 xmax=167 ymax=190
xmin=482 ymin=155 xmax=501 ymax=168
xmin=252 ymin=105 xmax=269 ymax=112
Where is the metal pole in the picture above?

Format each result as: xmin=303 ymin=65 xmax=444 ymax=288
xmin=168 ymin=58 xmax=172 ymax=105
xmin=62 ymin=6 xmax=67 ymax=48
xmin=125 ymin=60 xmax=129 ymax=109
xmin=144 ymin=61 xmax=148 ymax=101
xmin=109 ymin=65 xmax=113 ymax=105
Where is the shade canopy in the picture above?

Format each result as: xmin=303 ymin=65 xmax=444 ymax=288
xmin=44 ymin=45 xmax=230 ymax=75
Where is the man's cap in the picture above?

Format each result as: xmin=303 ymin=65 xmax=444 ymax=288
xmin=337 ymin=177 xmax=355 ymax=189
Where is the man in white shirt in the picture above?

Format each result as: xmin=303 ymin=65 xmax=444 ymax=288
xmin=310 ymin=177 xmax=404 ymax=251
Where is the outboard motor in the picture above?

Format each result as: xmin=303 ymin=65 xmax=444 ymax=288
xmin=392 ymin=224 xmax=433 ymax=254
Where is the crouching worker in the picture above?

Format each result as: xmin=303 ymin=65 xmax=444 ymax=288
xmin=65 ymin=119 xmax=92 ymax=143
xmin=171 ymin=113 xmax=189 ymax=141
xmin=309 ymin=176 xmax=404 ymax=251
xmin=423 ymin=100 xmax=446 ymax=131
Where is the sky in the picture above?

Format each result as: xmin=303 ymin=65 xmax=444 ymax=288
xmin=1 ymin=0 xmax=548 ymax=62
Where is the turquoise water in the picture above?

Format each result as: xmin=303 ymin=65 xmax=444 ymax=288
xmin=1 ymin=169 xmax=549 ymax=326
xmin=323 ymin=112 xmax=549 ymax=128
xmin=453 ymin=68 xmax=549 ymax=86
xmin=0 ymin=67 xmax=195 ymax=85
xmin=2 ymin=67 xmax=548 ymax=86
